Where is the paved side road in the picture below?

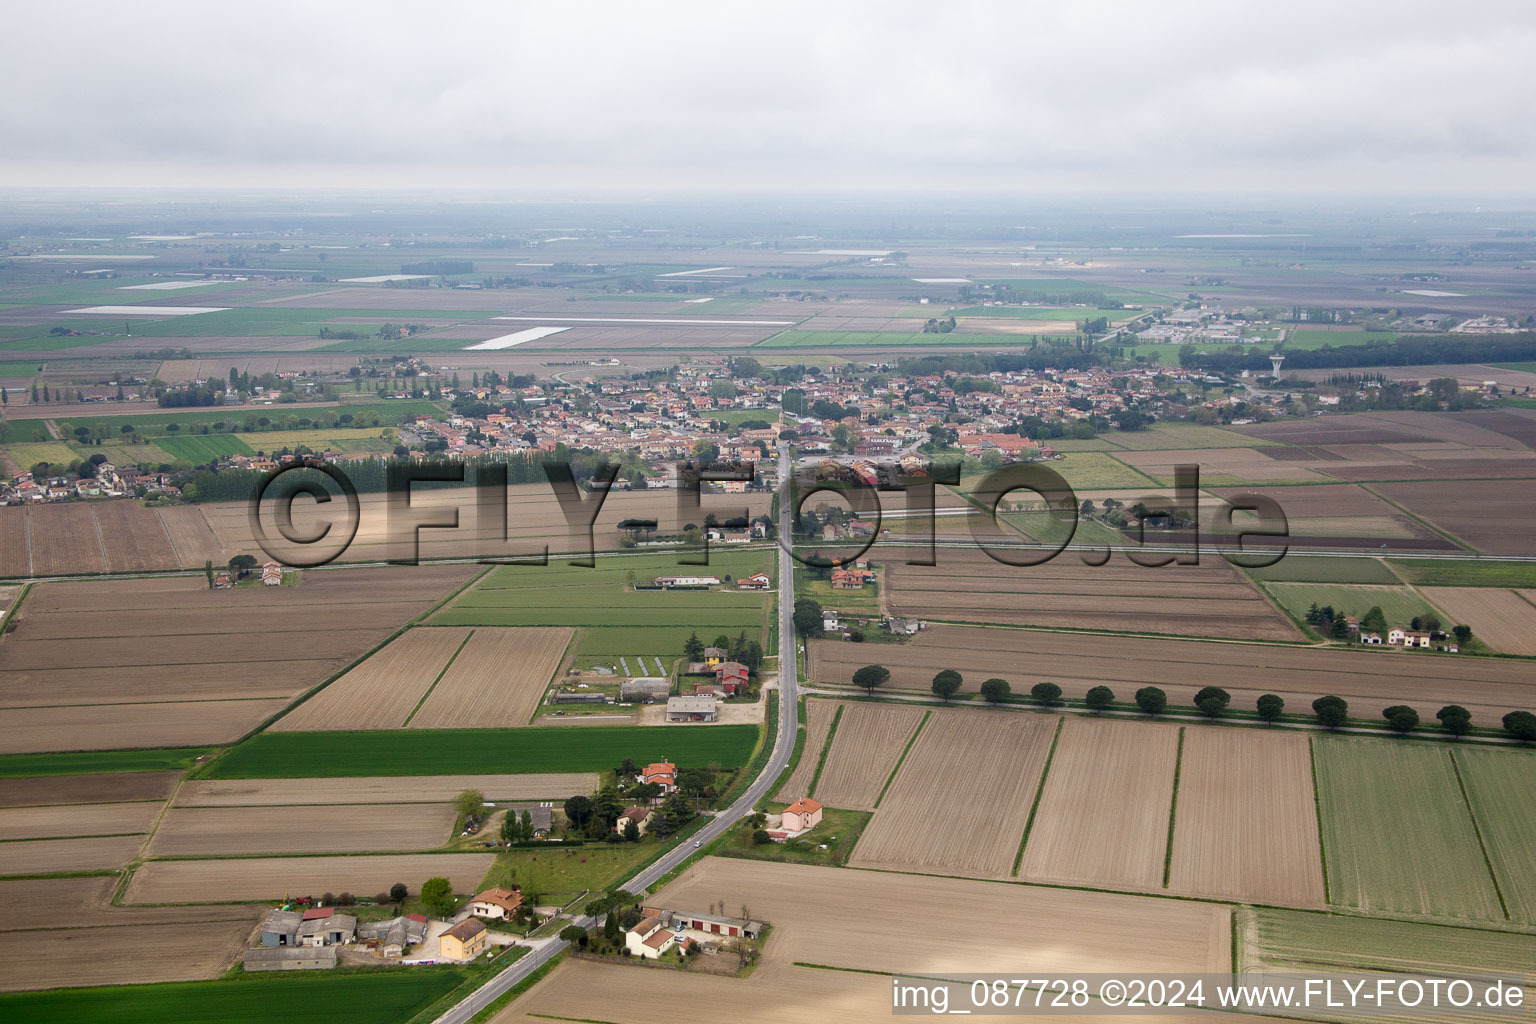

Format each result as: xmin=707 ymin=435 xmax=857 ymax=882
xmin=431 ymin=445 xmax=800 ymax=1024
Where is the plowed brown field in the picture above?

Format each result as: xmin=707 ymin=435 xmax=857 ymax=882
xmin=851 ymin=709 xmax=1053 ymax=879
xmin=271 ymin=627 xmax=470 ymax=731
xmin=407 ymin=626 xmax=571 ymax=728
xmin=812 ymin=701 xmax=926 ymax=810
xmin=124 ymin=853 xmax=495 ymax=904
xmin=1018 ymin=717 xmax=1179 ymax=890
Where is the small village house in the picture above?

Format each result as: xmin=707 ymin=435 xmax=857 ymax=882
xmin=467 ymin=887 xmax=522 ymax=920
xmin=781 ymin=797 xmax=823 ymax=833
xmin=440 ymin=918 xmax=488 ymax=961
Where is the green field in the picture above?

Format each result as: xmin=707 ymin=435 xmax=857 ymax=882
xmin=477 ymin=841 xmax=659 ymax=898
xmin=1051 ymin=452 xmax=1160 ymax=490
xmin=757 ymin=331 xmax=1044 ymax=349
xmin=3 ymin=440 xmax=78 ymax=465
xmin=0 ymin=747 xmax=215 ymax=778
xmin=1241 ymin=906 xmax=1535 ymax=978
xmin=205 ymin=725 xmax=760 ymax=778
xmin=1244 ymin=556 xmax=1401 ymax=584
xmin=5 ymin=400 xmax=441 ymax=440
xmin=1312 ymin=736 xmax=1504 ymax=922
xmin=1391 ymin=559 xmax=1536 ymax=588
xmin=433 ymin=552 xmax=770 ymax=665
xmin=156 ymin=433 xmax=257 ymax=462
xmin=1287 ymin=329 xmax=1397 ymax=349
xmin=0 ymin=968 xmax=471 ymax=1024
xmin=1104 ymin=422 xmax=1283 ymax=450
xmin=1453 ymin=747 xmax=1536 ymax=924
xmin=947 ymin=305 xmax=1139 ymax=322
xmin=1262 ymin=583 xmax=1444 ymax=627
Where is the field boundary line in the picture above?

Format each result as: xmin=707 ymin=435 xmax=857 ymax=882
xmin=155 ymin=508 xmax=182 ymax=566
xmin=1161 ymin=726 xmax=1185 ymax=888
xmin=805 ymin=703 xmax=844 ymax=800
xmin=873 ymin=709 xmax=929 ymax=810
xmin=22 ymin=507 xmax=32 ymax=576
xmin=1011 ymin=714 xmax=1064 ymax=878
xmin=87 ymin=503 xmax=109 ymax=571
xmin=0 ymin=581 xmax=33 ymax=647
xmin=1307 ymin=735 xmax=1330 ymax=906
xmin=403 ymin=628 xmax=476 ymax=727
xmin=1447 ymin=748 xmax=1510 ymax=921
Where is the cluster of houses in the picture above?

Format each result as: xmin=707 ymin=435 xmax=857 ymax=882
xmin=1359 ymin=626 xmax=1458 ymax=653
xmin=1 ymin=464 xmax=174 ymax=504
xmin=624 ymin=907 xmax=765 ymax=960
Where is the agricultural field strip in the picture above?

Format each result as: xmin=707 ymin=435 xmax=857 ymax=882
xmin=407 ymin=626 xmax=574 ymax=728
xmin=268 ymin=626 xmax=471 ymax=732
xmin=1452 ymin=747 xmax=1536 ymax=925
xmin=0 ymin=800 xmax=165 ymax=841
xmin=851 ymin=709 xmax=1053 ymax=879
xmin=1018 ymin=717 xmax=1179 ymax=892
xmin=145 ymin=802 xmax=459 ymax=857
xmin=1420 ymin=587 xmax=1536 ymax=655
xmin=173 ymin=773 xmax=598 ymax=806
xmin=1312 ymin=736 xmax=1505 ymax=923
xmin=773 ymin=698 xmax=833 ymax=801
xmin=123 ymin=853 xmax=497 ymax=905
xmin=810 ymin=701 xmax=927 ymax=811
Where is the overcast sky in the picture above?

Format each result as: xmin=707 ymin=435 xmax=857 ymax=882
xmin=5 ymin=0 xmax=1535 ymax=194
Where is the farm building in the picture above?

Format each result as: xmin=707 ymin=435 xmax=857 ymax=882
xmin=259 ymin=909 xmax=304 ymax=947
xmin=666 ymin=694 xmax=718 ymax=722
xmin=624 ymin=910 xmax=679 ymax=959
xmin=243 ymin=946 xmax=337 ymax=972
xmin=615 ymin=806 xmax=654 ymax=835
xmin=358 ymin=914 xmax=428 ymax=957
xmin=553 ymin=691 xmax=607 ymax=704
xmin=701 ymin=646 xmax=727 ymax=666
xmin=503 ymin=805 xmax=553 ymax=836
xmin=665 ymin=909 xmax=763 ymax=941
xmin=653 ymin=575 xmax=721 ymax=588
xmin=440 ymin=918 xmax=488 ymax=961
xmin=467 ymin=886 xmax=523 ymax=920
xmin=261 ymin=561 xmax=284 ymax=585
xmin=298 ymin=911 xmax=356 ymax=947
xmin=781 ymin=797 xmax=823 ymax=833
xmin=736 ymin=573 xmax=771 ymax=590
xmin=620 ymin=678 xmax=670 ymax=702
xmin=715 ymin=661 xmax=750 ymax=693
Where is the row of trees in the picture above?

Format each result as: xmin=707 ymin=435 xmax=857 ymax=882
xmin=845 ymin=664 xmax=1536 ymax=741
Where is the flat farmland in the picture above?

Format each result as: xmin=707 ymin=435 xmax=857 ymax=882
xmin=1371 ymin=479 xmax=1536 ymax=555
xmin=655 ymin=857 xmax=1232 ymax=976
xmin=91 ymin=500 xmax=176 ymax=571
xmin=158 ymin=504 xmax=223 ymax=567
xmin=809 ymin=624 xmax=1535 ymax=722
xmin=432 ymin=550 xmax=769 ymax=666
xmin=1453 ymin=747 xmax=1536 ymax=924
xmin=0 ymin=509 xmax=27 ymax=576
xmin=146 ymin=803 xmax=456 ymax=856
xmin=1 ymin=833 xmax=145 ymax=874
xmin=0 ymin=917 xmax=258 ymax=992
xmin=1421 ymin=587 xmax=1536 ymax=654
xmin=774 ymin=697 xmax=834 ymax=801
xmin=1261 ymin=582 xmax=1443 ymax=628
xmin=26 ymin=502 xmax=103 ymax=574
xmin=812 ymin=701 xmax=926 ymax=810
xmin=0 ymin=769 xmax=180 ymax=807
xmin=852 ymin=709 xmax=1053 ymax=879
xmin=125 ymin=853 xmax=496 ymax=904
xmin=407 ymin=626 xmax=572 ymax=728
xmin=0 ymin=566 xmax=473 ymax=752
xmin=1244 ymin=555 xmax=1400 ymax=584
xmin=269 ymin=626 xmax=471 ymax=732
xmin=1313 ymin=736 xmax=1503 ymax=922
xmin=886 ymin=547 xmax=1299 ymax=641
xmin=175 ymin=773 xmax=596 ymax=807
xmin=1116 ymin=446 xmax=1328 ymax=484
xmin=0 ymin=799 xmax=162 ymax=840
xmin=0 ymin=876 xmax=256 ymax=931
xmin=1019 ymin=718 xmax=1178 ymax=891
xmin=1166 ymin=728 xmax=1324 ymax=907
xmin=202 ymin=484 xmax=772 ymax=565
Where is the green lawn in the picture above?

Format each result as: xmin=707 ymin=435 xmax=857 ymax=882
xmin=0 ymin=747 xmax=215 ymax=778
xmin=717 ymin=806 xmax=872 ymax=868
xmin=1452 ymin=747 xmax=1536 ymax=925
xmin=1286 ymin=329 xmax=1397 ymax=349
xmin=1241 ymin=906 xmax=1535 ymax=977
xmin=476 ymin=842 xmax=660 ymax=899
xmin=1391 ymin=559 xmax=1536 ymax=588
xmin=1245 ymin=556 xmax=1401 ymax=584
xmin=433 ymin=552 xmax=770 ymax=665
xmin=0 ymin=968 xmax=471 ymax=1024
xmin=1261 ymin=583 xmax=1444 ymax=627
xmin=1312 ymin=735 xmax=1504 ymax=922
xmin=757 ymin=331 xmax=1046 ymax=348
xmin=205 ymin=726 xmax=760 ymax=779
xmin=156 ymin=433 xmax=257 ymax=462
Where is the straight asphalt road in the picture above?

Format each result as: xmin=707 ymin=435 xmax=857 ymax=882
xmin=432 ymin=443 xmax=799 ymax=1023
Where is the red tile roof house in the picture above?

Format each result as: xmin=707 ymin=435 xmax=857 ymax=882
xmin=715 ymin=661 xmax=750 ymax=694
xmin=625 ymin=910 xmax=679 ymax=959
xmin=467 ymin=886 xmax=523 ymax=920
xmin=641 ymin=762 xmax=677 ymax=791
xmin=780 ymin=797 xmax=823 ymax=833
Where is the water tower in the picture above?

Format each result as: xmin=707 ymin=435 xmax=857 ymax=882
xmin=1269 ymin=353 xmax=1285 ymax=377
